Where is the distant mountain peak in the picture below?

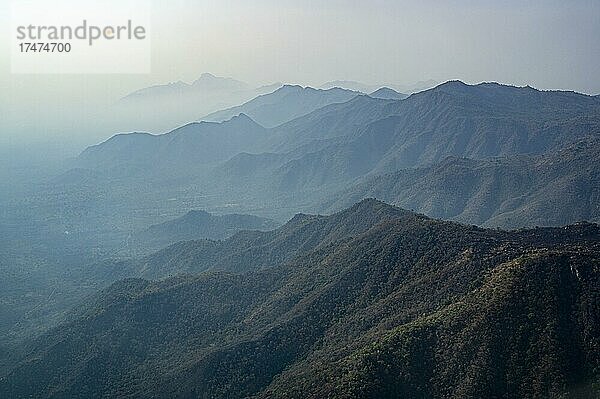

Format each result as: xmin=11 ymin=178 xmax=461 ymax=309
xmin=321 ymin=80 xmax=438 ymax=94
xmin=332 ymin=198 xmax=421 ymax=224
xmin=434 ymin=80 xmax=548 ymax=94
xmin=191 ymin=73 xmax=249 ymax=90
xmin=193 ymin=72 xmax=226 ymax=83
xmin=426 ymin=80 xmax=550 ymax=101
xmin=225 ymin=113 xmax=263 ymax=127
xmin=273 ymin=85 xmax=313 ymax=95
xmin=275 ymin=85 xmax=357 ymax=95
xmin=200 ymin=84 xmax=360 ymax=128
xmin=320 ymin=80 xmax=372 ymax=92
xmin=370 ymin=87 xmax=397 ymax=94
xmin=230 ymin=112 xmax=251 ymax=120
xmin=369 ymin=87 xmax=407 ymax=100
xmin=436 ymin=80 xmax=469 ymax=90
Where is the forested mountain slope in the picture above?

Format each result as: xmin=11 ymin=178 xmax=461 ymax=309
xmin=2 ymin=200 xmax=598 ymax=398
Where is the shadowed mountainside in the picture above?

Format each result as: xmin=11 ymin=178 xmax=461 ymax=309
xmin=320 ymin=137 xmax=600 ymax=228
xmin=1 ymin=200 xmax=598 ymax=398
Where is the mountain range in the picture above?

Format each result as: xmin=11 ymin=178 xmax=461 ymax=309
xmin=207 ymin=82 xmax=600 ymax=224
xmin=121 ymin=73 xmax=252 ymax=101
xmin=201 ymin=85 xmax=361 ymax=128
xmin=115 ymin=73 xmax=283 ymax=133
xmin=4 ymin=78 xmax=600 ymax=396
xmin=2 ymin=200 xmax=597 ymax=398
xmin=77 ymin=114 xmax=268 ymax=171
xmin=71 ymin=80 xmax=600 ymax=230
xmin=320 ymin=79 xmax=438 ymax=94
xmin=320 ymin=137 xmax=600 ymax=228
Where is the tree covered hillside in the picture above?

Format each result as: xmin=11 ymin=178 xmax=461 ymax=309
xmin=1 ymin=200 xmax=598 ymax=398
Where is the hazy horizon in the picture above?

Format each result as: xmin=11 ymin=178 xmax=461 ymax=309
xmin=1 ymin=0 xmax=599 ymax=148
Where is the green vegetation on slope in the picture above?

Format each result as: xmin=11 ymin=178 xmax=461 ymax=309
xmin=1 ymin=200 xmax=598 ymax=398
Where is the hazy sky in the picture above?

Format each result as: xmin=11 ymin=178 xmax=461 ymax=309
xmin=1 ymin=0 xmax=599 ymax=147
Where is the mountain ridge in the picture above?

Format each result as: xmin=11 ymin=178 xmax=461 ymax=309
xmin=77 ymin=114 xmax=268 ymax=170
xmin=201 ymin=85 xmax=361 ymax=128
xmin=122 ymin=73 xmax=250 ymax=101
xmin=1 ymin=199 xmax=598 ymax=398
xmin=64 ymin=80 xmax=600 ymax=235
xmin=369 ymin=87 xmax=408 ymax=100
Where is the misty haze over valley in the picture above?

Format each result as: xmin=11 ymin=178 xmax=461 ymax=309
xmin=1 ymin=1 xmax=599 ymax=398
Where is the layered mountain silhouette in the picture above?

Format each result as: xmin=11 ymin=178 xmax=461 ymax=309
xmin=320 ymin=137 xmax=600 ymax=228
xmin=86 ymin=80 xmax=600 ymax=173
xmin=77 ymin=114 xmax=267 ymax=170
xmin=209 ymin=82 xmax=600 ymax=224
xmin=320 ymin=80 xmax=386 ymax=93
xmin=264 ymin=81 xmax=600 ymax=178
xmin=320 ymin=79 xmax=438 ymax=94
xmin=116 ymin=73 xmax=282 ymax=133
xmin=2 ymin=200 xmax=598 ymax=398
xmin=201 ymin=85 xmax=360 ymax=127
xmin=71 ymin=80 xmax=600 ymax=230
xmin=122 ymin=73 xmax=251 ymax=101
